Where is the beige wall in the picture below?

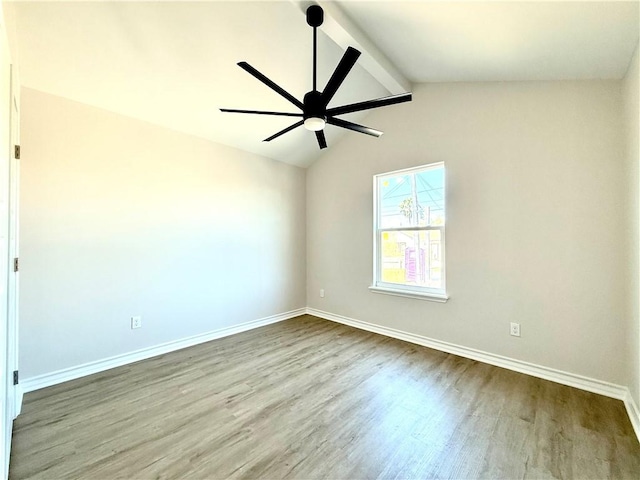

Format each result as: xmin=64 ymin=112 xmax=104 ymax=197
xmin=18 ymin=75 xmax=638 ymax=394
xmin=623 ymin=43 xmax=640 ymax=405
xmin=20 ymin=88 xmax=306 ymax=378
xmin=307 ymin=80 xmax=628 ymax=385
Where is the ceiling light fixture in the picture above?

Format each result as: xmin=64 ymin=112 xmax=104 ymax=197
xmin=304 ymin=117 xmax=326 ymax=131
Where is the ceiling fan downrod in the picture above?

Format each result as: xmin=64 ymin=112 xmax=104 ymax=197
xmin=306 ymin=5 xmax=323 ymax=92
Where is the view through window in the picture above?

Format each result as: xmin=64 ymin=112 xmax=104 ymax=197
xmin=373 ymin=163 xmax=446 ymax=299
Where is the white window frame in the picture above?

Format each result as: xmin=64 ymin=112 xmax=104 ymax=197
xmin=370 ymin=162 xmax=448 ymax=302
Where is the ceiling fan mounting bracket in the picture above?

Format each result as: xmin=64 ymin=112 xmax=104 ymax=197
xmin=306 ymin=5 xmax=324 ymax=28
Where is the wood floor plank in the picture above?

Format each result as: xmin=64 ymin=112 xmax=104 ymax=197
xmin=9 ymin=315 xmax=640 ymax=479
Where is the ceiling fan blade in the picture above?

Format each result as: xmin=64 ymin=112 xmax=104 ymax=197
xmin=263 ymin=120 xmax=304 ymax=142
xmin=238 ymin=62 xmax=304 ymax=110
xmin=326 ymin=92 xmax=412 ymax=117
xmin=315 ymin=130 xmax=327 ymax=149
xmin=321 ymin=47 xmax=361 ymax=106
xmin=220 ymin=108 xmax=303 ymax=117
xmin=327 ymin=117 xmax=383 ymax=137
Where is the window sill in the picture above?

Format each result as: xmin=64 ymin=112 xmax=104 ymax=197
xmin=369 ymin=286 xmax=449 ymax=303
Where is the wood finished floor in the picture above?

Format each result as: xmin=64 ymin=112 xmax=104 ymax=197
xmin=9 ymin=315 xmax=640 ymax=479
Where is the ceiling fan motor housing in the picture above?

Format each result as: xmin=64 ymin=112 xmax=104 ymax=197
xmin=303 ymin=90 xmax=326 ymax=121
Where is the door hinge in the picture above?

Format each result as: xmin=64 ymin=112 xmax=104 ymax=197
xmin=14 ymin=145 xmax=20 ymax=160
xmin=13 ymin=370 xmax=18 ymax=385
xmin=13 ymin=257 xmax=18 ymax=273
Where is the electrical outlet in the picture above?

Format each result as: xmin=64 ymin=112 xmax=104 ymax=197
xmin=510 ymin=322 xmax=520 ymax=337
xmin=131 ymin=316 xmax=142 ymax=329
xmin=320 ymin=289 xmax=325 ymax=298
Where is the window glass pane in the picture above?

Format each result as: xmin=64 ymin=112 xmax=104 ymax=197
xmin=380 ymin=230 xmax=443 ymax=289
xmin=416 ymin=168 xmax=445 ymax=226
xmin=378 ymin=166 xmax=445 ymax=228
xmin=378 ymin=174 xmax=414 ymax=228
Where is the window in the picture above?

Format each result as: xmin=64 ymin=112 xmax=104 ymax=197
xmin=370 ymin=163 xmax=447 ymax=302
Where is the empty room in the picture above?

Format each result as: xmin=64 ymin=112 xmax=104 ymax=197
xmin=1 ymin=0 xmax=639 ymax=478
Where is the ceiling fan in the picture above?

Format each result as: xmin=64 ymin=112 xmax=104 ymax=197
xmin=220 ymin=5 xmax=412 ymax=150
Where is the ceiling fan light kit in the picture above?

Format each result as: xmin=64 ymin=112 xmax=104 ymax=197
xmin=220 ymin=5 xmax=412 ymax=150
xmin=304 ymin=117 xmax=326 ymax=131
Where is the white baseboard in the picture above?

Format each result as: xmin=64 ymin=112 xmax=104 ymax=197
xmin=624 ymin=389 xmax=640 ymax=442
xmin=18 ymin=306 xmax=640 ymax=445
xmin=21 ymin=308 xmax=306 ymax=394
xmin=306 ymin=308 xmax=628 ymax=400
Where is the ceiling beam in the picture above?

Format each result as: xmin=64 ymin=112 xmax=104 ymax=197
xmin=290 ymin=1 xmax=411 ymax=95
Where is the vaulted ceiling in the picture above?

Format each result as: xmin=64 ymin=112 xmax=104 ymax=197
xmin=5 ymin=1 xmax=639 ymax=168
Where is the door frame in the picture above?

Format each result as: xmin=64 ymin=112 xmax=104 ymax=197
xmin=1 ymin=5 xmax=19 ymax=478
xmin=7 ymin=63 xmax=19 ymax=421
